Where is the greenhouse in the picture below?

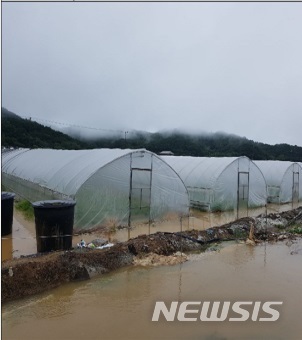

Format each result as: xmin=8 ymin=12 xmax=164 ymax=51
xmin=1 ymin=148 xmax=189 ymax=230
xmin=254 ymin=161 xmax=302 ymax=204
xmin=161 ymin=156 xmax=267 ymax=213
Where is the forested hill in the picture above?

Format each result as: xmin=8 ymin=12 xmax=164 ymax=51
xmin=1 ymin=108 xmax=87 ymax=149
xmin=88 ymin=132 xmax=302 ymax=162
xmin=1 ymin=107 xmax=301 ymax=162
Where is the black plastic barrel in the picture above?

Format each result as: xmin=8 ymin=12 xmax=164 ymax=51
xmin=1 ymin=192 xmax=15 ymax=236
xmin=32 ymin=200 xmax=76 ymax=253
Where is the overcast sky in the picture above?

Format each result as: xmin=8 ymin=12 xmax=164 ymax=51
xmin=2 ymin=3 xmax=302 ymax=146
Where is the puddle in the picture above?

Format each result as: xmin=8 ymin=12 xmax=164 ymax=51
xmin=1 ymin=217 xmax=37 ymax=260
xmin=2 ymin=239 xmax=302 ymax=340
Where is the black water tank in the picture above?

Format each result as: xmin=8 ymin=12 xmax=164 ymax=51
xmin=32 ymin=200 xmax=76 ymax=253
xmin=1 ymin=192 xmax=15 ymax=236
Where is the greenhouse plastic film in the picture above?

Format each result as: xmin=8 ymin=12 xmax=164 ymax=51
xmin=2 ymin=148 xmax=189 ymax=231
xmin=254 ymin=161 xmax=302 ymax=204
xmin=161 ymin=156 xmax=267 ymax=212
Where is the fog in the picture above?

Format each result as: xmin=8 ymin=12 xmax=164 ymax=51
xmin=2 ymin=3 xmax=302 ymax=146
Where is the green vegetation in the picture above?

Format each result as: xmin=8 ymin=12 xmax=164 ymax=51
xmin=288 ymin=226 xmax=302 ymax=234
xmin=2 ymin=108 xmax=87 ymax=150
xmin=15 ymin=200 xmax=35 ymax=220
xmin=2 ymin=107 xmax=302 ymax=162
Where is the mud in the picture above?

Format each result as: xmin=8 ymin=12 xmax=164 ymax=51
xmin=133 ymin=252 xmax=188 ymax=266
xmin=2 ymin=207 xmax=302 ymax=303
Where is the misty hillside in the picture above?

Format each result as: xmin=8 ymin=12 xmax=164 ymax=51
xmin=2 ymin=107 xmax=22 ymax=120
xmin=87 ymin=131 xmax=302 ymax=162
xmin=1 ymin=108 xmax=87 ymax=149
xmin=1 ymin=108 xmax=301 ymax=162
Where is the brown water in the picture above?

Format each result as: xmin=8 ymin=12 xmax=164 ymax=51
xmin=1 ymin=203 xmax=299 ymax=259
xmin=1 ymin=217 xmax=36 ymax=261
xmin=2 ymin=239 xmax=302 ymax=340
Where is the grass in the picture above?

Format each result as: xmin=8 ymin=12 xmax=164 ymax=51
xmin=15 ymin=199 xmax=34 ymax=220
xmin=288 ymin=225 xmax=302 ymax=234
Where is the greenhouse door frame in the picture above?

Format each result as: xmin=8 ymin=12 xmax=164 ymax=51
xmin=292 ymin=170 xmax=299 ymax=207
xmin=237 ymin=171 xmax=250 ymax=219
xmin=128 ymin=154 xmax=153 ymax=238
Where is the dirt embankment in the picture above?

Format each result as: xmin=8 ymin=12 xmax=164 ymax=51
xmin=2 ymin=207 xmax=302 ymax=303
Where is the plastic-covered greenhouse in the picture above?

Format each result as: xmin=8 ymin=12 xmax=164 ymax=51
xmin=161 ymin=156 xmax=267 ymax=213
xmin=2 ymin=148 xmax=189 ymax=230
xmin=254 ymin=161 xmax=302 ymax=204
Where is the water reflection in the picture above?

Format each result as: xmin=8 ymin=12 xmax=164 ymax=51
xmin=219 ymin=242 xmax=256 ymax=268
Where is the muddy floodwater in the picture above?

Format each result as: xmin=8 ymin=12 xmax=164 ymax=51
xmin=2 ymin=204 xmax=302 ymax=339
xmin=1 ymin=203 xmax=298 ymax=260
xmin=2 ymin=239 xmax=302 ymax=340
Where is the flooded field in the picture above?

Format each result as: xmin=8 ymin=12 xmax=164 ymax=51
xmin=2 ymin=239 xmax=302 ymax=340
xmin=2 ymin=202 xmax=299 ymax=259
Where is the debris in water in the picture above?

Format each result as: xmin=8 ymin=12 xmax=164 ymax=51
xmin=246 ymin=221 xmax=256 ymax=246
xmin=77 ymin=239 xmax=86 ymax=248
xmin=77 ymin=239 xmax=114 ymax=250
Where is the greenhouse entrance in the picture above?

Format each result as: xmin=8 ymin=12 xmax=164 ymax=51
xmin=128 ymin=153 xmax=153 ymax=231
xmin=292 ymin=169 xmax=299 ymax=206
xmin=237 ymin=171 xmax=249 ymax=218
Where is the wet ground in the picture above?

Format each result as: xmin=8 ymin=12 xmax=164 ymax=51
xmin=1 ymin=202 xmax=298 ymax=260
xmin=2 ymin=204 xmax=302 ymax=339
xmin=2 ymin=239 xmax=302 ymax=340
